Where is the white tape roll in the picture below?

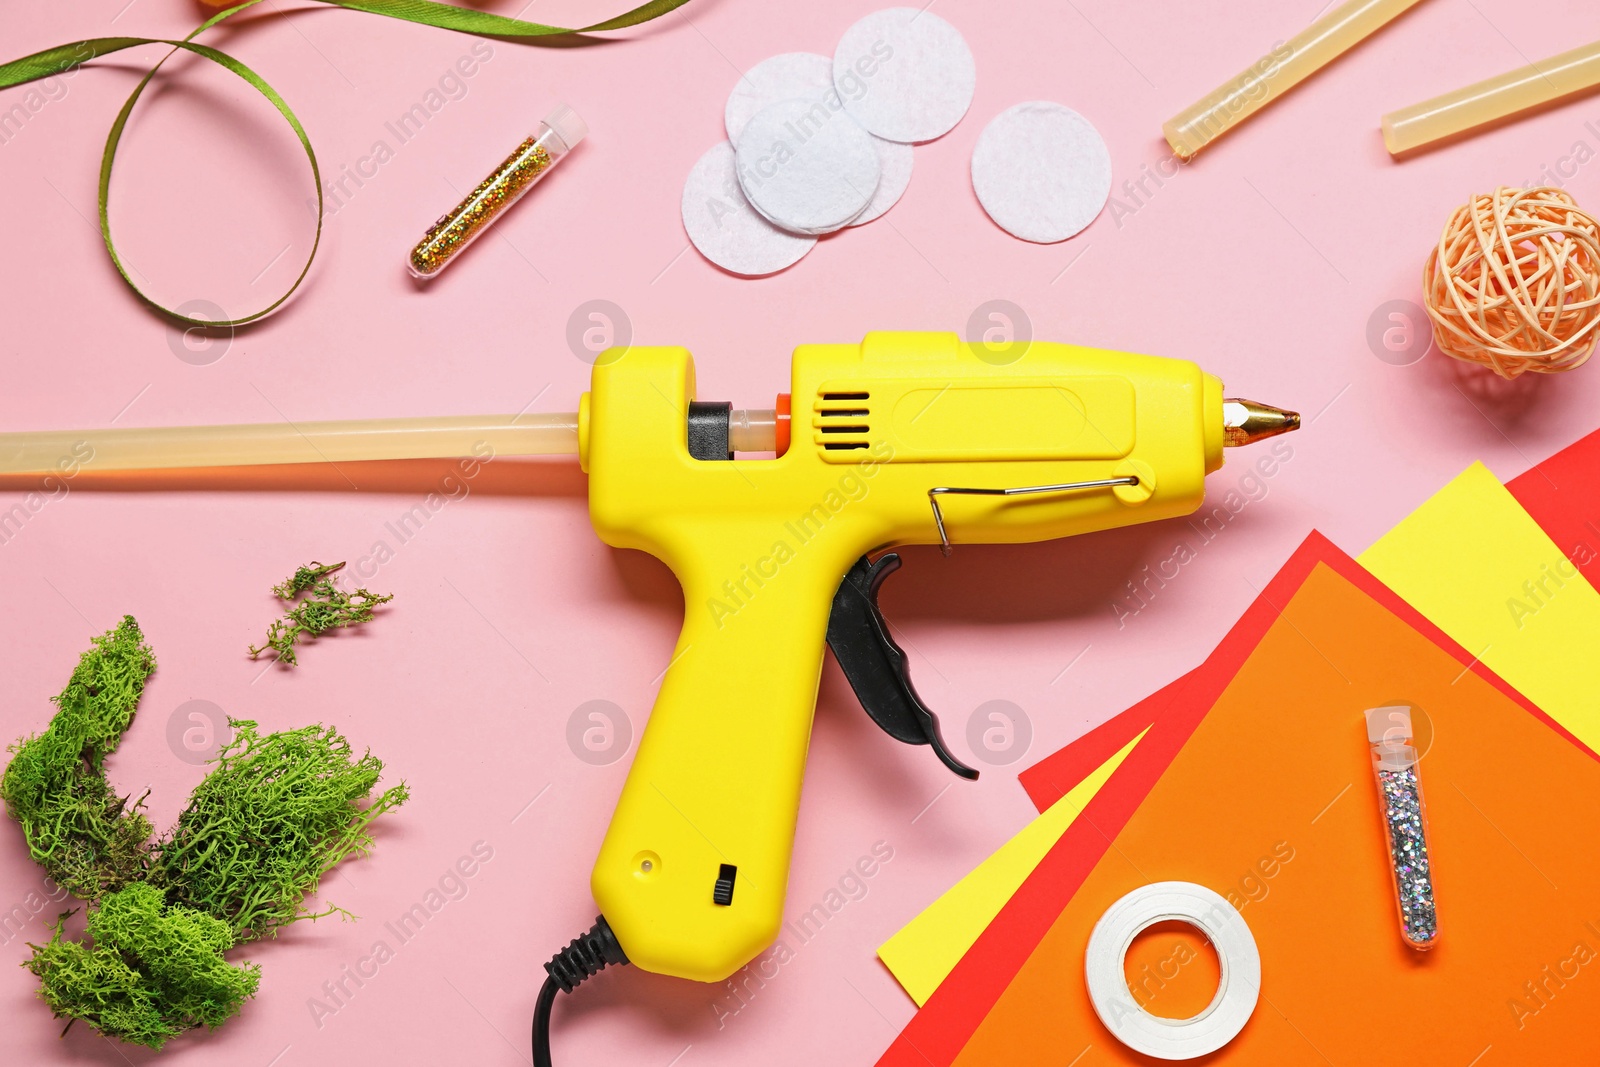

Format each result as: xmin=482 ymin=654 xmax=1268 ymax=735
xmin=1084 ymin=881 xmax=1260 ymax=1061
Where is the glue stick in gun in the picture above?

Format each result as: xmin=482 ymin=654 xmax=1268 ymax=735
xmin=0 ymin=332 xmax=1299 ymax=1064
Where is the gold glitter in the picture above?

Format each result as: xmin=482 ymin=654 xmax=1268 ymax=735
xmin=408 ymin=139 xmax=553 ymax=277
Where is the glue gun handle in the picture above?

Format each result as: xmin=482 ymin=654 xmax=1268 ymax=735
xmin=589 ymin=539 xmax=859 ymax=983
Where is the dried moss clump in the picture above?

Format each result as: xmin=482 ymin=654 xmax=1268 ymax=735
xmin=1 ymin=616 xmax=157 ymax=898
xmin=249 ymin=561 xmax=393 ymax=666
xmin=155 ymin=720 xmax=410 ymax=941
xmin=26 ymin=883 xmax=259 ymax=1049
xmin=3 ymin=617 xmax=407 ymax=1049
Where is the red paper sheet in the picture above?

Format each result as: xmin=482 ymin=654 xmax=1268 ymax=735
xmin=1014 ymin=677 xmax=1174 ymax=813
xmin=1507 ymin=426 xmax=1600 ymax=582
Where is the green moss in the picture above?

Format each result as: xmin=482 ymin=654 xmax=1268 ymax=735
xmin=1 ymin=616 xmax=156 ymax=898
xmin=249 ymin=561 xmax=393 ymax=666
xmin=155 ymin=719 xmax=409 ymax=941
xmin=25 ymin=883 xmax=260 ymax=1049
xmin=4 ymin=616 xmax=408 ymax=1049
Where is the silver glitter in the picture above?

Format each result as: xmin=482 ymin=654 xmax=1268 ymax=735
xmin=1376 ymin=763 xmax=1438 ymax=947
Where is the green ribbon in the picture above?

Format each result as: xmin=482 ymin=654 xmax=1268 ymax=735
xmin=0 ymin=0 xmax=691 ymax=327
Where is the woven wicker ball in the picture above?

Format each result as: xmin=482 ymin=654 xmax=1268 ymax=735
xmin=1422 ymin=186 xmax=1600 ymax=379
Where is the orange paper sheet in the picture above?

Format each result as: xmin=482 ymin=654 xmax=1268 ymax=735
xmin=953 ymin=563 xmax=1600 ymax=1064
xmin=877 ymin=536 xmax=1448 ymax=1067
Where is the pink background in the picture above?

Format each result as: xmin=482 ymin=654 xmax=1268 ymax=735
xmin=2 ymin=1 xmax=1598 ymax=1064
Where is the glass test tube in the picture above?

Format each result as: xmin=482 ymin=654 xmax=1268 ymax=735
xmin=1366 ymin=705 xmax=1438 ymax=950
xmin=407 ymin=104 xmax=588 ymax=279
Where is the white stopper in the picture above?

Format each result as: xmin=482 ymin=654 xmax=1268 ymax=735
xmin=1366 ymin=705 xmax=1414 ymax=744
xmin=542 ymin=104 xmax=589 ymax=151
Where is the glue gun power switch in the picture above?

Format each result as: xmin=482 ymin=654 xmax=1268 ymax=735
xmin=578 ymin=331 xmax=1298 ymax=982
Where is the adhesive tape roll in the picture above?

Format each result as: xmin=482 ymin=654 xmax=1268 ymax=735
xmin=1084 ymin=881 xmax=1260 ymax=1061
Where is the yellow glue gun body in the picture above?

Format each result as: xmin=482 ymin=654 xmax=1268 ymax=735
xmin=578 ymin=331 xmax=1227 ymax=982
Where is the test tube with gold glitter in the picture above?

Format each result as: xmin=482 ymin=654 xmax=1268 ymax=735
xmin=407 ymin=104 xmax=587 ymax=279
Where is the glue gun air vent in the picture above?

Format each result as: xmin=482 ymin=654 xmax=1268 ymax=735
xmin=817 ymin=390 xmax=873 ymax=452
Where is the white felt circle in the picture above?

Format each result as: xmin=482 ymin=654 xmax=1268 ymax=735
xmin=833 ymin=7 xmax=976 ymax=144
xmin=971 ymin=101 xmax=1112 ymax=243
xmin=851 ymin=136 xmax=913 ymax=226
xmin=681 ymin=142 xmax=815 ymax=276
xmin=735 ymin=98 xmax=881 ymax=235
xmin=725 ymin=52 xmax=835 ymax=142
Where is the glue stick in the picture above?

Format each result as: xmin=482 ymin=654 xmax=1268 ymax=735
xmin=1382 ymin=38 xmax=1600 ymax=155
xmin=1366 ymin=705 xmax=1438 ymax=950
xmin=1163 ymin=0 xmax=1427 ymax=160
xmin=407 ymin=104 xmax=587 ymax=280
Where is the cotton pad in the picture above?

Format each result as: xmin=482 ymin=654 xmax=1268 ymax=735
xmin=725 ymin=52 xmax=836 ymax=142
xmin=852 ymin=136 xmax=913 ymax=225
xmin=682 ymin=142 xmax=815 ymax=276
xmin=735 ymin=98 xmax=881 ymax=235
xmin=971 ymin=102 xmax=1112 ymax=243
xmin=833 ymin=7 xmax=976 ymax=144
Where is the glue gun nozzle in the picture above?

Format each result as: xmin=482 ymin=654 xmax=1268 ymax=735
xmin=1221 ymin=399 xmax=1300 ymax=447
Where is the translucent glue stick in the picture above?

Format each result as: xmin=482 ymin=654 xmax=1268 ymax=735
xmin=1163 ymin=0 xmax=1427 ymax=160
xmin=407 ymin=104 xmax=588 ymax=279
xmin=1382 ymin=38 xmax=1600 ymax=155
xmin=1366 ymin=705 xmax=1438 ymax=950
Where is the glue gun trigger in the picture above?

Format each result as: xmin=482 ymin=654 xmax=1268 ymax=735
xmin=825 ymin=554 xmax=980 ymax=781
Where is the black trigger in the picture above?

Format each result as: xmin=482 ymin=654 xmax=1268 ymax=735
xmin=825 ymin=554 xmax=979 ymax=780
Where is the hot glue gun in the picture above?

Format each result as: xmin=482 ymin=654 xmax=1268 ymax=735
xmin=566 ymin=329 xmax=1295 ymax=990
xmin=0 ymin=330 xmax=1299 ymax=1065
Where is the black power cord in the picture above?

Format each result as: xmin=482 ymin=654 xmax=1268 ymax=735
xmin=533 ymin=917 xmax=629 ymax=1067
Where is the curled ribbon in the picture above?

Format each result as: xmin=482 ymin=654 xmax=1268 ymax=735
xmin=0 ymin=0 xmax=692 ymax=327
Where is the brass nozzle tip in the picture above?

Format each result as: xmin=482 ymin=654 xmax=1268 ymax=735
xmin=1222 ymin=399 xmax=1300 ymax=447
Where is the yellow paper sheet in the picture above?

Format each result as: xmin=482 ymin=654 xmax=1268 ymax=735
xmin=876 ymin=732 xmax=1145 ymax=1005
xmin=1361 ymin=461 xmax=1600 ymax=750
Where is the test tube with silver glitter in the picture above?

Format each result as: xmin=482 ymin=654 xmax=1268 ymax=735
xmin=1366 ymin=705 xmax=1438 ymax=950
xmin=407 ymin=104 xmax=587 ymax=279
